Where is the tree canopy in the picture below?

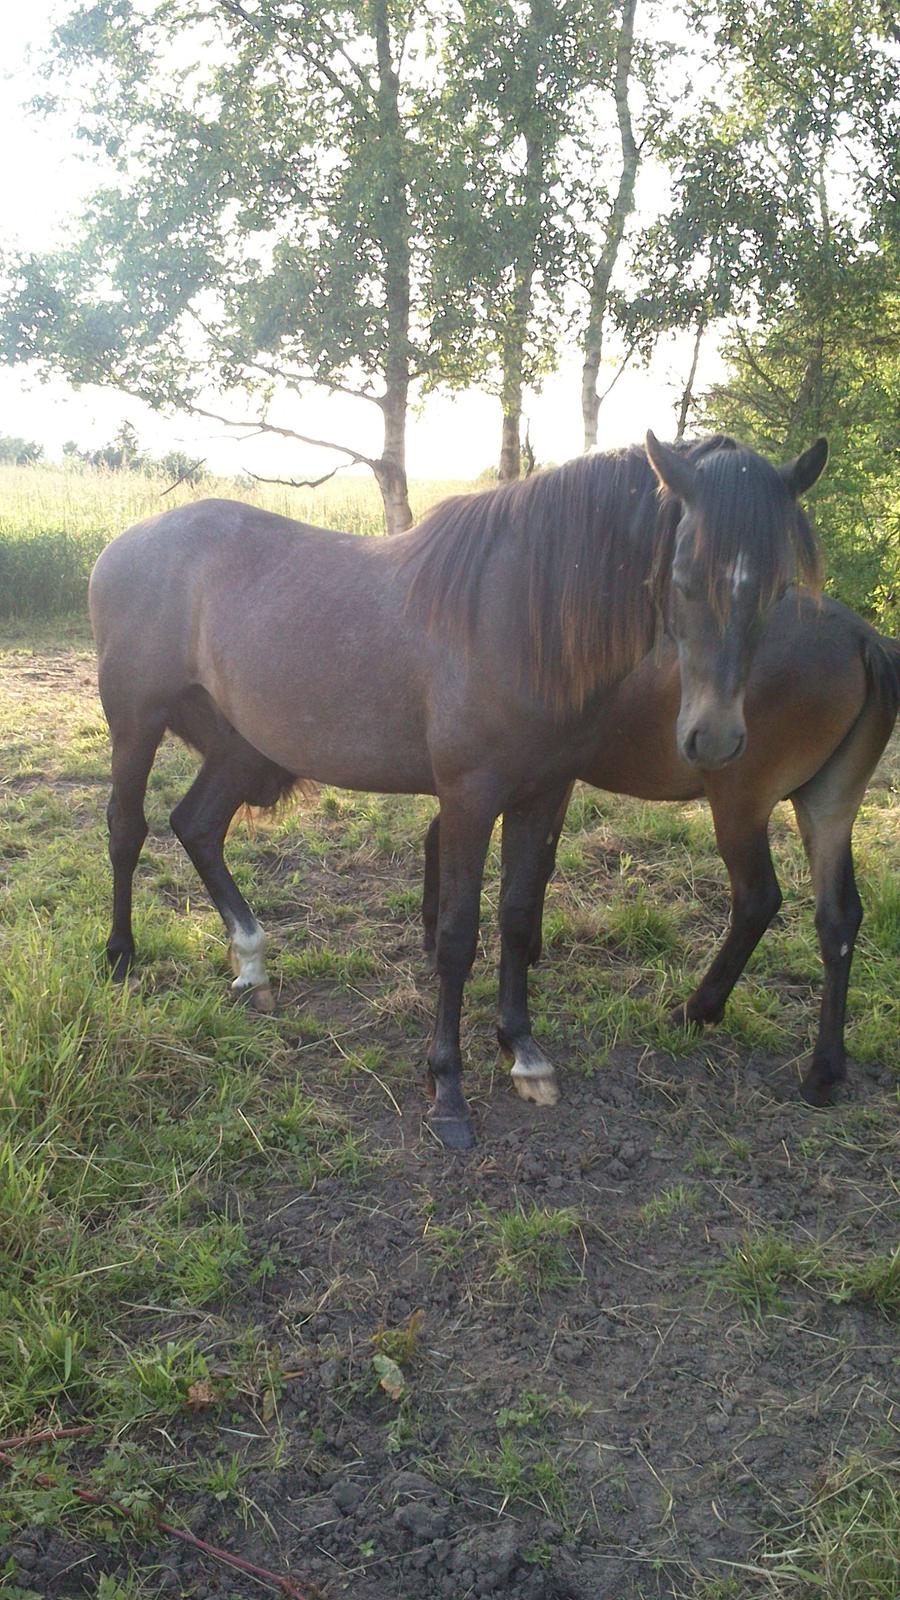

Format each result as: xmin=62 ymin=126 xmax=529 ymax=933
xmin=0 ymin=0 xmax=897 ymax=606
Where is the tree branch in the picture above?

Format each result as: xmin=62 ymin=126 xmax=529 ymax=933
xmin=245 ymin=357 xmax=383 ymax=406
xmin=186 ymin=403 xmax=379 ymax=469
xmin=216 ymin=0 xmax=369 ymax=111
xmin=595 ymin=338 xmax=638 ymax=410
xmin=246 ymin=464 xmax=344 ymax=490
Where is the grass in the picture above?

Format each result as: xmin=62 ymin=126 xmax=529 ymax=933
xmin=716 ymin=1229 xmax=900 ymax=1321
xmin=481 ymin=1202 xmax=584 ymax=1293
xmin=463 ymin=1433 xmax=572 ymax=1520
xmin=760 ymin=1456 xmax=900 ymax=1599
xmin=0 ymin=460 xmax=473 ymax=618
xmin=0 ymin=625 xmax=898 ymax=1593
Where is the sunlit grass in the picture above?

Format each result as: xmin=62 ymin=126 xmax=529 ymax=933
xmin=0 ymin=459 xmax=475 ymax=617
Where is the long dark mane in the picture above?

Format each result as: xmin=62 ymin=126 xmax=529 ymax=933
xmin=402 ymin=435 xmax=820 ymax=714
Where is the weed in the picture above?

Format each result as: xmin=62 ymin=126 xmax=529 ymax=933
xmin=638 ymin=1183 xmax=701 ymax=1228
xmin=464 ymin=1435 xmax=571 ymax=1520
xmin=760 ymin=1455 xmax=900 ymax=1599
xmin=482 ymin=1203 xmax=583 ymax=1293
xmin=372 ymin=1309 xmax=426 ymax=1367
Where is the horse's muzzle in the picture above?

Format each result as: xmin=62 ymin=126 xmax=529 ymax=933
xmin=679 ymin=721 xmax=747 ymax=769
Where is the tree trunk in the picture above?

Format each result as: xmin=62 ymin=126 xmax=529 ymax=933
xmin=377 ymin=385 xmax=413 ymax=535
xmin=675 ymin=316 xmax=706 ymax=440
xmin=498 ymin=407 xmax=521 ymax=482
xmin=581 ymin=0 xmax=639 ymax=452
xmin=497 ymin=109 xmax=543 ymax=481
xmin=372 ymin=0 xmax=413 ymax=533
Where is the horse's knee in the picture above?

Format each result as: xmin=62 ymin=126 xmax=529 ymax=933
xmin=107 ymin=794 xmax=147 ymax=868
xmin=434 ymin=917 xmax=479 ymax=978
xmin=500 ymin=900 xmax=536 ymax=950
xmin=734 ymin=878 xmax=781 ymax=934
xmin=815 ymin=895 xmax=862 ymax=961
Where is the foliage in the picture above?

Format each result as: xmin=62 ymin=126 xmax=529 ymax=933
xmin=0 ymin=433 xmax=44 ymax=465
xmin=621 ymin=0 xmax=899 ymax=617
xmin=0 ymin=0 xmax=485 ymax=531
xmin=63 ymin=422 xmax=206 ymax=484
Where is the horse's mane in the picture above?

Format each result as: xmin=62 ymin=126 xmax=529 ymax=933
xmin=400 ymin=436 xmax=821 ymax=715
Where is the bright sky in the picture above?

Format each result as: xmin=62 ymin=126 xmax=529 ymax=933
xmin=0 ymin=2 xmax=725 ymax=482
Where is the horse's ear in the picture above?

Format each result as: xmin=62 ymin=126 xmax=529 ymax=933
xmin=779 ymin=437 xmax=828 ymax=497
xmin=645 ymin=431 xmax=697 ymax=502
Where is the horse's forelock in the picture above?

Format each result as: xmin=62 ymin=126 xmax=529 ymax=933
xmin=691 ymin=447 xmax=823 ymax=618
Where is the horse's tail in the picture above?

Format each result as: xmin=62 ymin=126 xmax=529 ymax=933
xmin=861 ymin=628 xmax=900 ymax=724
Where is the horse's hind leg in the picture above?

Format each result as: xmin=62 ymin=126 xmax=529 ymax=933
xmin=170 ymin=746 xmax=279 ymax=1011
xmin=422 ymin=812 xmax=440 ymax=961
xmin=497 ymin=785 xmax=571 ymax=1107
xmin=105 ymin=711 xmax=166 ymax=980
xmin=790 ymin=691 xmax=893 ymax=1105
xmin=671 ymin=812 xmax=781 ymax=1030
xmin=792 ymin=801 xmax=860 ymax=1106
xmin=426 ymin=780 xmax=499 ymax=1150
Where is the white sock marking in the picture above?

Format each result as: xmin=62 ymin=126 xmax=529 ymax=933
xmin=229 ymin=919 xmax=268 ymax=990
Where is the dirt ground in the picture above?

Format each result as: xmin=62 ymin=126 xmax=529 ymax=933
xmin=2 ymin=641 xmax=898 ymax=1600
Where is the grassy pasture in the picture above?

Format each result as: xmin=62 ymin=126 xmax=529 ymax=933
xmin=0 ymin=462 xmax=472 ymax=618
xmin=0 ymin=623 xmax=898 ymax=1598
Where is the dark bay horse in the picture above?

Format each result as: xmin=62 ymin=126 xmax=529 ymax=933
xmin=89 ymin=432 xmax=825 ymax=1149
xmin=423 ymin=594 xmax=899 ymax=1105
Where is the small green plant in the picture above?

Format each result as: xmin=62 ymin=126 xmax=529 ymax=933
xmin=715 ymin=1230 xmax=817 ymax=1318
xmin=464 ymin=1435 xmax=570 ymax=1520
xmin=761 ymin=1455 xmax=900 ymax=1598
xmin=372 ymin=1308 xmax=425 ymax=1367
xmin=483 ymin=1203 xmax=582 ymax=1293
xmin=201 ymin=1452 xmax=245 ymax=1503
xmin=638 ymin=1183 xmax=701 ymax=1227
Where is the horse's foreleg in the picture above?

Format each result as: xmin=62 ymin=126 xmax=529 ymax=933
xmin=422 ymin=782 xmax=570 ymax=968
xmin=105 ymin=713 xmax=166 ymax=980
xmin=497 ymin=785 xmax=571 ymax=1107
xmin=792 ymin=795 xmax=861 ymax=1106
xmin=426 ymin=785 xmax=497 ymax=1150
xmin=170 ymin=755 xmax=274 ymax=1012
xmin=422 ymin=812 xmax=440 ymax=961
xmin=672 ymin=818 xmax=781 ymax=1030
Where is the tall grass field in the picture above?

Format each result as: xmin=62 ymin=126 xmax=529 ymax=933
xmin=0 ymin=462 xmax=472 ymax=618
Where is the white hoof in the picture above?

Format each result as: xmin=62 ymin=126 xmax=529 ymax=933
xmin=509 ymin=1039 xmax=560 ymax=1106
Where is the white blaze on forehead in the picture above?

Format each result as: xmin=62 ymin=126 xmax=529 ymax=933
xmin=729 ymin=553 xmax=754 ymax=595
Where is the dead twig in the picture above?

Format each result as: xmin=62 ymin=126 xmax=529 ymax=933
xmin=246 ymin=465 xmax=343 ymax=491
xmin=0 ymin=1446 xmax=315 ymax=1598
xmin=0 ymin=1425 xmax=95 ymax=1452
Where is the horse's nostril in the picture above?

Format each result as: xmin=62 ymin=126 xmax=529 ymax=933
xmin=685 ymin=728 xmax=700 ymax=763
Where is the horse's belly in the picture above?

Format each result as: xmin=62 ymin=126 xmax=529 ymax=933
xmin=201 ymin=666 xmax=435 ymax=794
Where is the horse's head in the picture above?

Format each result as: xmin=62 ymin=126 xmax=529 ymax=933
xmin=646 ymin=431 xmax=827 ymax=769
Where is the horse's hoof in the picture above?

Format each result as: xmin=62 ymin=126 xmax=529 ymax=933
xmin=108 ymin=951 xmax=134 ymax=984
xmin=507 ymin=1038 xmax=560 ymax=1107
xmin=668 ymin=1002 xmax=704 ymax=1031
xmin=511 ymin=1067 xmax=560 ymax=1106
xmin=233 ymin=980 xmax=275 ymax=1013
xmin=800 ymin=1074 xmax=838 ymax=1108
xmin=427 ymin=1112 xmax=477 ymax=1151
